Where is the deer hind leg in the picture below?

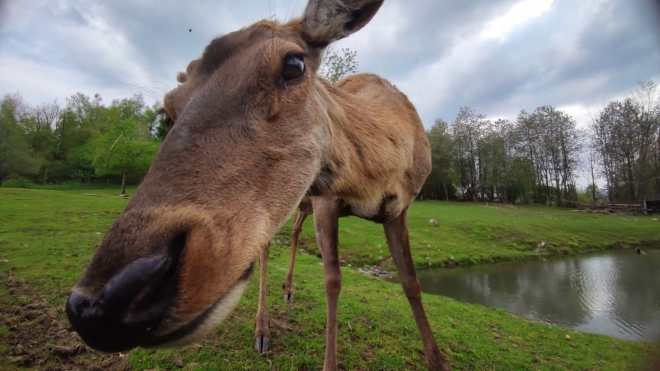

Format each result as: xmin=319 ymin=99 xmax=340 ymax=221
xmin=282 ymin=208 xmax=310 ymax=303
xmin=383 ymin=209 xmax=451 ymax=371
xmin=312 ymin=197 xmax=341 ymax=371
xmin=254 ymin=242 xmax=270 ymax=354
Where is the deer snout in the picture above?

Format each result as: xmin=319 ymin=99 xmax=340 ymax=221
xmin=66 ymin=235 xmax=185 ymax=352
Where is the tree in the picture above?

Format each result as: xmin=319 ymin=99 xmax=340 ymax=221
xmin=451 ymin=107 xmax=488 ymax=201
xmin=589 ymin=80 xmax=660 ymax=202
xmin=534 ymin=106 xmax=581 ymax=206
xmin=487 ymin=119 xmax=523 ymax=203
xmin=319 ymin=47 xmax=358 ymax=83
xmin=583 ymin=148 xmax=601 ymax=204
xmin=23 ymin=101 xmax=61 ymax=183
xmin=88 ymin=117 xmax=158 ymax=194
xmin=515 ymin=109 xmax=540 ymax=203
xmin=629 ymin=80 xmax=660 ymax=196
xmin=514 ymin=106 xmax=581 ymax=206
xmin=0 ymin=94 xmax=41 ymax=185
xmin=0 ymin=91 xmax=165 ymax=188
xmin=421 ymin=119 xmax=454 ymax=200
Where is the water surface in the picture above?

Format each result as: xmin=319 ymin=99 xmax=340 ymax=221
xmin=390 ymin=249 xmax=660 ymax=341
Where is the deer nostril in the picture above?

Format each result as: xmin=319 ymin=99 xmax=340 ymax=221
xmin=98 ymin=253 xmax=170 ymax=312
xmin=67 ymin=291 xmax=91 ymax=319
xmin=65 ymin=254 xmax=176 ymax=352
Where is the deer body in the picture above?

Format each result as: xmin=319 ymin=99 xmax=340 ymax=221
xmin=66 ymin=1 xmax=450 ymax=370
xmin=307 ymin=73 xmax=431 ymax=213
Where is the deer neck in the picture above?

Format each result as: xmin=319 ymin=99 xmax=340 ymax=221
xmin=308 ymin=77 xmax=393 ymax=209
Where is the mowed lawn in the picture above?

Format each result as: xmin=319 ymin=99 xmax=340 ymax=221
xmin=0 ymin=188 xmax=658 ymax=370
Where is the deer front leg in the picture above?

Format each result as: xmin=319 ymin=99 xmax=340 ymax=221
xmin=282 ymin=208 xmax=310 ymax=303
xmin=254 ymin=242 xmax=270 ymax=354
xmin=383 ymin=209 xmax=451 ymax=371
xmin=313 ymin=197 xmax=341 ymax=371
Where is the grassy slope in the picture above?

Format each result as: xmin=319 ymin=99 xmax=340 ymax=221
xmin=0 ymin=188 xmax=658 ymax=370
xmin=304 ymin=200 xmax=659 ymax=268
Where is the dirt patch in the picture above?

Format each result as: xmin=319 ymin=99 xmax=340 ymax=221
xmin=0 ymin=273 xmax=129 ymax=371
xmin=270 ymin=318 xmax=294 ymax=336
xmin=502 ymin=234 xmax=521 ymax=242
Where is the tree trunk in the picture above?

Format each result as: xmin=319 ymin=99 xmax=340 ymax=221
xmin=55 ymin=112 xmax=65 ymax=160
xmin=591 ymin=186 xmax=596 ymax=204
xmin=554 ymin=176 xmax=562 ymax=207
xmin=121 ymin=168 xmax=127 ymax=195
xmin=443 ymin=179 xmax=448 ymax=201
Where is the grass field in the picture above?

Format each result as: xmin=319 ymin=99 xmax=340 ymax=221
xmin=300 ymin=196 xmax=660 ymax=269
xmin=0 ymin=187 xmax=658 ymax=370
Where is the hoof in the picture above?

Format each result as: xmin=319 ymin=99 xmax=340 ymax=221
xmin=282 ymin=293 xmax=294 ymax=304
xmin=254 ymin=336 xmax=270 ymax=354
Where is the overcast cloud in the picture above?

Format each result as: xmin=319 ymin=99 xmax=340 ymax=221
xmin=1 ymin=0 xmax=659 ymax=127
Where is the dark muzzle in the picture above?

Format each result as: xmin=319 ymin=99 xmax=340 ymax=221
xmin=66 ymin=235 xmax=185 ymax=352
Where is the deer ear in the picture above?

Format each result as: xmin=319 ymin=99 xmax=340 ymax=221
xmin=300 ymin=0 xmax=384 ymax=47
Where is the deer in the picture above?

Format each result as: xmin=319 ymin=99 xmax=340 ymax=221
xmin=65 ymin=1 xmax=451 ymax=370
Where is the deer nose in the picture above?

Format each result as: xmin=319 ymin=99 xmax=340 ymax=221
xmin=66 ymin=251 xmax=179 ymax=352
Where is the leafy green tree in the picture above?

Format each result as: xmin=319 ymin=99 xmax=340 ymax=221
xmin=0 ymin=94 xmax=42 ymax=185
xmin=23 ymin=102 xmax=62 ymax=183
xmin=52 ymin=93 xmax=107 ymax=183
xmin=422 ymin=118 xmax=455 ymax=200
xmin=88 ymin=117 xmax=159 ymax=194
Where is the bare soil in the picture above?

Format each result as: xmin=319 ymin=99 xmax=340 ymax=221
xmin=0 ymin=272 xmax=129 ymax=371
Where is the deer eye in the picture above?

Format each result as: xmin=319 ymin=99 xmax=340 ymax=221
xmin=281 ymin=55 xmax=305 ymax=82
xmin=164 ymin=114 xmax=174 ymax=130
xmin=157 ymin=108 xmax=174 ymax=130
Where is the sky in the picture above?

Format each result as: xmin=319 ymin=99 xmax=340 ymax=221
xmin=1 ymin=0 xmax=659 ymax=128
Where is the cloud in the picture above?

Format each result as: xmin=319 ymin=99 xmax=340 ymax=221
xmin=0 ymin=54 xmax=130 ymax=104
xmin=480 ymin=0 xmax=555 ymax=41
xmin=390 ymin=0 xmax=660 ymax=126
xmin=0 ymin=0 xmax=658 ymax=130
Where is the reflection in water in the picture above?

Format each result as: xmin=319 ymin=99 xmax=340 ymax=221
xmin=390 ymin=249 xmax=660 ymax=341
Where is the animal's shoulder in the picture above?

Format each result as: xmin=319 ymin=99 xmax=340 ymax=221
xmin=335 ymin=73 xmax=397 ymax=95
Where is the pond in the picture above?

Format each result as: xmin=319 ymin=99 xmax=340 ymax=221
xmin=389 ymin=248 xmax=660 ymax=341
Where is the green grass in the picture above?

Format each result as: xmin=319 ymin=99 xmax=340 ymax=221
xmin=1 ymin=179 xmax=129 ymax=191
xmin=303 ymin=201 xmax=660 ymax=269
xmin=0 ymin=188 xmax=658 ymax=370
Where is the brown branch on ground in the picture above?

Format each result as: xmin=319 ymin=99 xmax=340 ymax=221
xmin=565 ymin=200 xmax=649 ymax=216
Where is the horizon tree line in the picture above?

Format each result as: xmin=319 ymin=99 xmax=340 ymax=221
xmin=1 ymin=71 xmax=657 ymax=204
xmin=0 ymin=92 xmax=163 ymax=194
xmin=0 ymin=48 xmax=359 ymax=192
xmin=421 ymin=79 xmax=659 ymax=205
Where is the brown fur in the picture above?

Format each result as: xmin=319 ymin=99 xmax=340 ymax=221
xmin=70 ymin=1 xmax=450 ymax=370
xmin=281 ymin=197 xmax=313 ymax=304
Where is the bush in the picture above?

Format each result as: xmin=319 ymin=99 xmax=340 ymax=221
xmin=1 ymin=176 xmax=34 ymax=188
xmin=27 ymin=181 xmax=121 ymax=191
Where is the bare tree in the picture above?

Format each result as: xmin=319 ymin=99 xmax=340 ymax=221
xmin=583 ymin=148 xmax=601 ymax=203
xmin=451 ymin=107 xmax=489 ymax=201
xmin=589 ymin=80 xmax=660 ymax=202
